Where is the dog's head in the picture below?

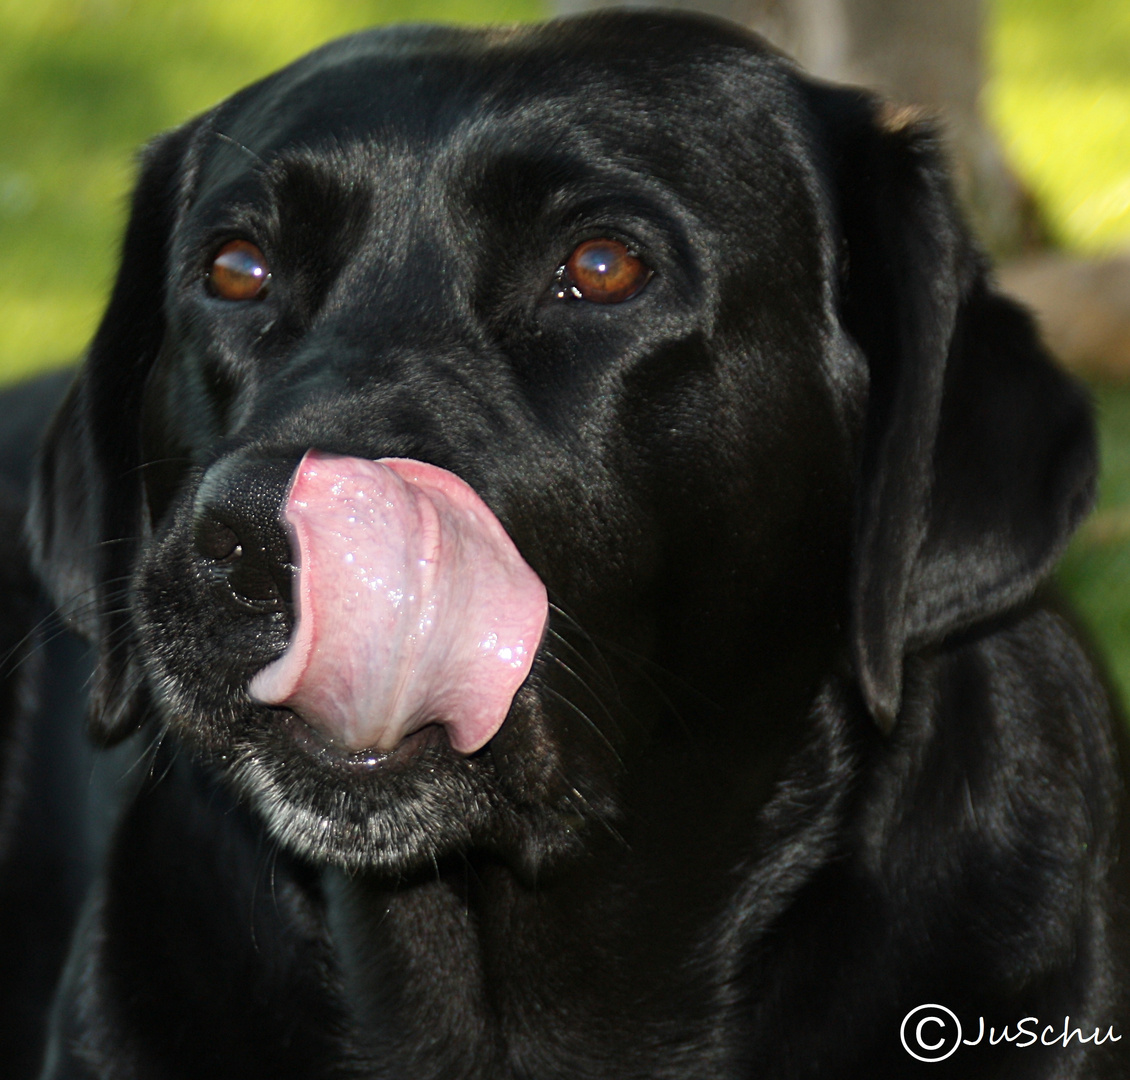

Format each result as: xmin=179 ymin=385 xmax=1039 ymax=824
xmin=29 ymin=13 xmax=1095 ymax=874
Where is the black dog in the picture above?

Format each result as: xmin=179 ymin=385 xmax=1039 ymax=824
xmin=1 ymin=11 xmax=1127 ymax=1078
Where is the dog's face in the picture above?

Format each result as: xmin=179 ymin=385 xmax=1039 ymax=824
xmin=30 ymin=13 xmax=1095 ymax=876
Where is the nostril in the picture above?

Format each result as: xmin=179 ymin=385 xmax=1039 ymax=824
xmin=228 ymin=559 xmax=285 ymax=604
xmin=195 ymin=519 xmax=242 ymax=563
xmin=195 ymin=508 xmax=293 ymax=609
xmin=192 ymin=455 xmax=299 ymax=611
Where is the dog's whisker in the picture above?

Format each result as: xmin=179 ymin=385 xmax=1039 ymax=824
xmin=2 ymin=593 xmax=136 ymax=667
xmin=543 ymin=652 xmax=622 ymax=734
xmin=592 ymin=634 xmax=725 ymax=725
xmin=119 ymin=717 xmax=169 ymax=783
xmin=543 ymin=625 xmax=703 ymax=750
xmin=127 ymin=456 xmax=194 ymax=480
xmin=33 ymin=574 xmax=134 ymax=625
xmin=248 ymin=829 xmax=289 ymax=949
xmin=214 ymin=130 xmax=268 ymax=168
xmin=540 ymin=685 xmax=623 ymax=769
xmin=0 ymin=582 xmax=135 ymax=680
xmin=548 ymin=764 xmax=629 ymax=851
xmin=546 ymin=601 xmax=617 ymax=688
xmin=146 ymin=729 xmax=183 ymax=788
xmin=92 ymin=535 xmax=145 ymax=548
xmin=544 ymin=626 xmax=617 ymax=695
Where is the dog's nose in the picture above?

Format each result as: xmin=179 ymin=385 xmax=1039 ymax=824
xmin=192 ymin=458 xmax=296 ymax=608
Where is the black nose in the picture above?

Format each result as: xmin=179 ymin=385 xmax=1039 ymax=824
xmin=192 ymin=457 xmax=297 ymax=609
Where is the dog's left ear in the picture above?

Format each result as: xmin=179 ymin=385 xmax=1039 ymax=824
xmin=811 ymin=89 xmax=1097 ymax=732
xmin=29 ymin=118 xmax=203 ymax=742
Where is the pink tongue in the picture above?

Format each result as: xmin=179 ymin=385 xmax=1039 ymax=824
xmin=249 ymin=450 xmax=547 ymax=754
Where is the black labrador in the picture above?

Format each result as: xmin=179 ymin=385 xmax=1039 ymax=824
xmin=1 ymin=11 xmax=1127 ymax=1078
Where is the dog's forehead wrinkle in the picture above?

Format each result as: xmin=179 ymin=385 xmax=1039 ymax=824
xmin=203 ymin=22 xmax=811 ymax=202
xmin=257 ymin=143 xmax=482 ymax=316
xmin=225 ymin=355 xmax=539 ymax=467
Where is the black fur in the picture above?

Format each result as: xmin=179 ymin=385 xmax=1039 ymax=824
xmin=2 ymin=12 xmax=1127 ymax=1077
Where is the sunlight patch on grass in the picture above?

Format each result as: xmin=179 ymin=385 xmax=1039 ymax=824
xmin=988 ymin=0 xmax=1130 ymax=253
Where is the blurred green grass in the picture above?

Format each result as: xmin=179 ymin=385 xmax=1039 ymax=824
xmin=987 ymin=0 xmax=1130 ymax=706
xmin=3 ymin=0 xmax=1130 ymax=705
xmin=1058 ymin=384 xmax=1130 ymax=707
xmin=988 ymin=0 xmax=1130 ymax=253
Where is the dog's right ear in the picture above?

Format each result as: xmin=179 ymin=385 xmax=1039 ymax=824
xmin=804 ymin=85 xmax=1095 ymax=732
xmin=29 ymin=118 xmax=203 ymax=742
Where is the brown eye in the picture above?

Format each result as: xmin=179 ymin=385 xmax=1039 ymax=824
xmin=558 ymin=238 xmax=651 ymax=304
xmin=208 ymin=240 xmax=270 ymax=301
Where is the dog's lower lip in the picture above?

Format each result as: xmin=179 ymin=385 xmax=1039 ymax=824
xmin=274 ymin=708 xmax=449 ymax=769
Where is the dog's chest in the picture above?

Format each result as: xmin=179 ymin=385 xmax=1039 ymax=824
xmin=324 ymin=868 xmax=749 ymax=1079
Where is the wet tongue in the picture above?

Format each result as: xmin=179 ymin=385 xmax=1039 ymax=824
xmin=249 ymin=450 xmax=547 ymax=754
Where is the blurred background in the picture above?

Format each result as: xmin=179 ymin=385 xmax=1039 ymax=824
xmin=2 ymin=0 xmax=1129 ymax=704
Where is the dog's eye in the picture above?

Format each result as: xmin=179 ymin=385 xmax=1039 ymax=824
xmin=555 ymin=239 xmax=651 ymax=304
xmin=208 ymin=240 xmax=271 ymax=301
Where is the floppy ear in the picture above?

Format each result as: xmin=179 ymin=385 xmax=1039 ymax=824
xmin=815 ymin=91 xmax=1097 ymax=731
xmin=29 ymin=118 xmax=203 ymax=742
